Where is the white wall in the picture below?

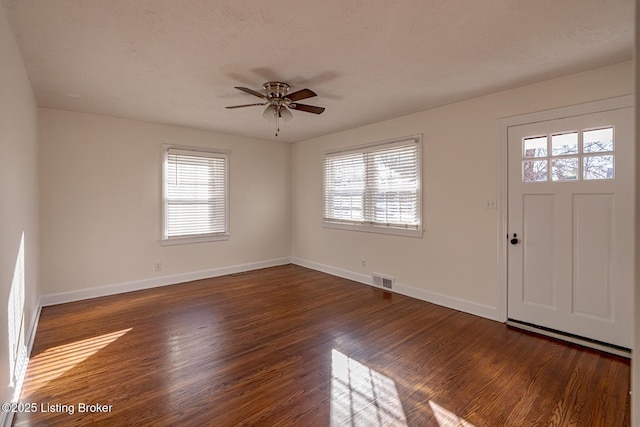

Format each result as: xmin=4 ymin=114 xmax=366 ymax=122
xmin=292 ymin=61 xmax=633 ymax=319
xmin=39 ymin=109 xmax=291 ymax=296
xmin=0 ymin=0 xmax=39 ymax=414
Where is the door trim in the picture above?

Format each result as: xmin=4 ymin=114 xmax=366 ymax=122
xmin=496 ymin=95 xmax=633 ymax=323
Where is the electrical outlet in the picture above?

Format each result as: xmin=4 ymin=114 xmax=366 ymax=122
xmin=154 ymin=262 xmax=162 ymax=272
xmin=361 ymin=259 xmax=366 ymax=268
xmin=485 ymin=198 xmax=497 ymax=210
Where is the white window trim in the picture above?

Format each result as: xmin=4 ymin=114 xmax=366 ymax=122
xmin=323 ymin=221 xmax=424 ymax=237
xmin=161 ymin=144 xmax=230 ymax=246
xmin=322 ymin=134 xmax=423 ymax=238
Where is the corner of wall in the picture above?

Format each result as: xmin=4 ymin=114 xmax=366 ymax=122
xmin=0 ymin=2 xmax=42 ymax=423
xmin=632 ymin=1 xmax=639 ymax=424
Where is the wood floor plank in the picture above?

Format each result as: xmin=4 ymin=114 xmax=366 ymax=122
xmin=12 ymin=264 xmax=630 ymax=426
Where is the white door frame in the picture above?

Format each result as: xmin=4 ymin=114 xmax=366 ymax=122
xmin=496 ymin=95 xmax=633 ymax=323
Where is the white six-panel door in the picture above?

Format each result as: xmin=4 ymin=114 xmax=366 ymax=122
xmin=507 ymin=107 xmax=633 ymax=349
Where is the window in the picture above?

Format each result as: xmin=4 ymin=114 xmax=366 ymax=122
xmin=522 ymin=126 xmax=614 ymax=183
xmin=323 ymin=135 xmax=422 ymax=237
xmin=162 ymin=145 xmax=229 ymax=245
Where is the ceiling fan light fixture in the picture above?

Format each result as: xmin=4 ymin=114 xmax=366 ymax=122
xmin=262 ymin=105 xmax=276 ymax=123
xmin=263 ymin=104 xmax=293 ymax=136
xmin=263 ymin=105 xmax=293 ymax=123
xmin=280 ymin=106 xmax=293 ymax=122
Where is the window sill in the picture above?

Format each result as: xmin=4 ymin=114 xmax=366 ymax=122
xmin=323 ymin=222 xmax=423 ymax=238
xmin=161 ymin=234 xmax=230 ymax=246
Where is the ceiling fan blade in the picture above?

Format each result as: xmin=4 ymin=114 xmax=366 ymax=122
xmin=225 ymin=102 xmax=267 ymax=109
xmin=290 ymin=103 xmax=325 ymax=114
xmin=286 ymin=89 xmax=317 ymax=102
xmin=234 ymin=87 xmax=267 ymax=99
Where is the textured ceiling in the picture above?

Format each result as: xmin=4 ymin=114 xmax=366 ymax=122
xmin=3 ymin=0 xmax=634 ymax=142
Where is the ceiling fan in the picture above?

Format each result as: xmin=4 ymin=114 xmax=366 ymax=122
xmin=226 ymin=82 xmax=325 ymax=136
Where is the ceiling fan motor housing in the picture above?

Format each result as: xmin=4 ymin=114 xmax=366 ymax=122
xmin=263 ymin=82 xmax=290 ymax=99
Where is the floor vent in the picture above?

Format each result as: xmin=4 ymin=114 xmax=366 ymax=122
xmin=373 ymin=273 xmax=394 ymax=289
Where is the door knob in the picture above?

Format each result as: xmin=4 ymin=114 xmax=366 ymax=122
xmin=510 ymin=233 xmax=519 ymax=245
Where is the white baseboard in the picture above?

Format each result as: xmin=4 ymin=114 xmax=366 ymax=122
xmin=1 ymin=299 xmax=42 ymax=427
xmin=40 ymin=258 xmax=291 ymax=307
xmin=291 ymin=257 xmax=500 ymax=322
xmin=293 ymin=257 xmax=372 ymax=285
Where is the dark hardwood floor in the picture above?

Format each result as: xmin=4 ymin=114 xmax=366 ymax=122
xmin=12 ymin=265 xmax=630 ymax=426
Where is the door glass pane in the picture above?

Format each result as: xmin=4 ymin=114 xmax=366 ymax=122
xmin=551 ymin=157 xmax=578 ymax=181
xmin=584 ymin=128 xmax=614 ymax=153
xmin=551 ymin=132 xmax=578 ymax=156
xmin=523 ymin=136 xmax=547 ymax=158
xmin=583 ymin=155 xmax=614 ymax=180
xmin=523 ymin=160 xmax=548 ymax=182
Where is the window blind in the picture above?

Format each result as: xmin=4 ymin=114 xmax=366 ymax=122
xmin=323 ymin=138 xmax=420 ymax=231
xmin=164 ymin=148 xmax=228 ymax=240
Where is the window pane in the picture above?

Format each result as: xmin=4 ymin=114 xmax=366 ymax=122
xmin=523 ymin=136 xmax=547 ymax=158
xmin=327 ymin=194 xmax=364 ymax=221
xmin=551 ymin=132 xmax=578 ymax=156
xmin=551 ymin=157 xmax=578 ymax=181
xmin=523 ymin=160 xmax=547 ymax=182
xmin=583 ymin=155 xmax=614 ymax=180
xmin=584 ymin=128 xmax=614 ymax=153
xmin=323 ymin=138 xmax=421 ymax=232
xmin=167 ymin=204 xmax=224 ymax=235
xmin=165 ymin=149 xmax=228 ymax=239
xmin=323 ymin=153 xmax=365 ymax=222
xmin=366 ymin=144 xmax=419 ymax=227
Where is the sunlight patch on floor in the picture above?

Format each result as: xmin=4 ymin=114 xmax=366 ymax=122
xmin=22 ymin=328 xmax=132 ymax=397
xmin=429 ymin=400 xmax=476 ymax=427
xmin=330 ymin=349 xmax=408 ymax=427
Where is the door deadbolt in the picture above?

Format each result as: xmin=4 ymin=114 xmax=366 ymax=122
xmin=510 ymin=233 xmax=519 ymax=245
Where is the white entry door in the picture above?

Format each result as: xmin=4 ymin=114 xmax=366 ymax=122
xmin=507 ymin=106 xmax=633 ymax=349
